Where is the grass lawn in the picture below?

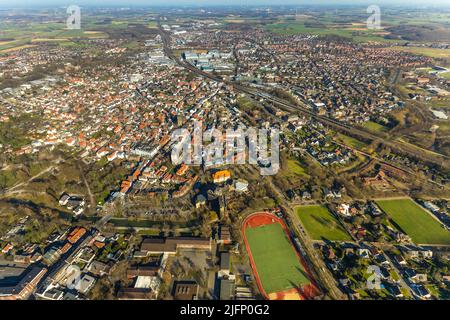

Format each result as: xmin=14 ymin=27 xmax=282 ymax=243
xmin=439 ymin=71 xmax=450 ymax=79
xmin=363 ymin=121 xmax=388 ymax=133
xmin=245 ymin=222 xmax=310 ymax=294
xmin=286 ymin=159 xmax=307 ymax=176
xmin=296 ymin=205 xmax=352 ymax=241
xmin=376 ymin=199 xmax=450 ymax=245
xmin=336 ymin=133 xmax=368 ymax=150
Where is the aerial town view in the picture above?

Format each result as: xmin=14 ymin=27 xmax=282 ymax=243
xmin=0 ymin=0 xmax=449 ymax=308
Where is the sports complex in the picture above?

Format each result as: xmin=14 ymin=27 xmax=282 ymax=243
xmin=242 ymin=212 xmax=320 ymax=300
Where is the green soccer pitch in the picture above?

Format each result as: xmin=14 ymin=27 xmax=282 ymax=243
xmin=245 ymin=222 xmax=310 ymax=294
xmin=376 ymin=199 xmax=450 ymax=245
xmin=296 ymin=205 xmax=352 ymax=241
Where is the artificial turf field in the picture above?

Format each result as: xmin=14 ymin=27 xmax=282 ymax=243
xmin=376 ymin=199 xmax=450 ymax=245
xmin=245 ymin=222 xmax=310 ymax=294
xmin=296 ymin=205 xmax=352 ymax=241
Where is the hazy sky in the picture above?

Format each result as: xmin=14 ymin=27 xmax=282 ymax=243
xmin=1 ymin=0 xmax=450 ymax=7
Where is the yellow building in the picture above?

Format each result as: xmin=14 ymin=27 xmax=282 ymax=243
xmin=212 ymin=170 xmax=231 ymax=184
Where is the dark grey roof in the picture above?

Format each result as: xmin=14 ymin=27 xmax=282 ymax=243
xmin=219 ymin=279 xmax=235 ymax=300
xmin=220 ymin=252 xmax=230 ymax=271
xmin=0 ymin=265 xmax=46 ymax=296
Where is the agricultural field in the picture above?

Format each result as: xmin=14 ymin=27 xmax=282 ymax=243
xmin=296 ymin=205 xmax=352 ymax=241
xmin=0 ymin=19 xmax=110 ymax=53
xmin=376 ymin=199 xmax=450 ymax=245
xmin=263 ymin=9 xmax=450 ymax=44
xmin=390 ymin=46 xmax=450 ymax=60
xmin=147 ymin=21 xmax=158 ymax=29
xmin=245 ymin=221 xmax=310 ymax=294
xmin=264 ymin=20 xmax=398 ymax=43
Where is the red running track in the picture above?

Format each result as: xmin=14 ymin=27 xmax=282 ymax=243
xmin=241 ymin=212 xmax=320 ymax=300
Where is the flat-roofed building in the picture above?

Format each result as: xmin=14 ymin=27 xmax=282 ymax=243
xmin=220 ymin=252 xmax=231 ymax=275
xmin=219 ymin=279 xmax=235 ymax=300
